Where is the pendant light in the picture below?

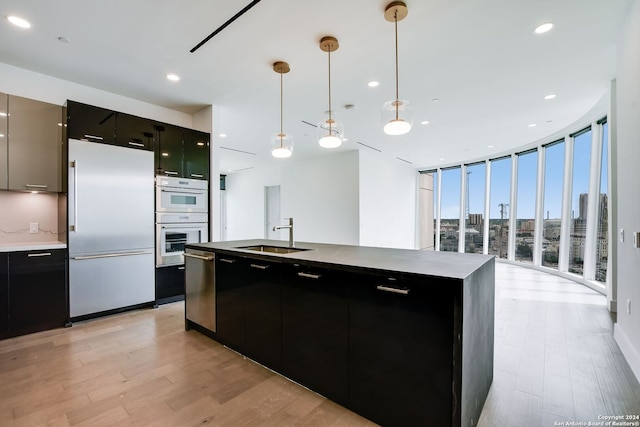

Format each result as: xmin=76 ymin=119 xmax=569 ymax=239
xmin=270 ymin=61 xmax=294 ymax=158
xmin=382 ymin=1 xmax=413 ymax=136
xmin=317 ymin=36 xmax=343 ymax=149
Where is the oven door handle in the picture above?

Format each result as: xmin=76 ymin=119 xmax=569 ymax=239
xmin=160 ymin=224 xmax=207 ymax=229
xmin=160 ymin=188 xmax=206 ymax=195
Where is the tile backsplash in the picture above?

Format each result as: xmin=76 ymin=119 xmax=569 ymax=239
xmin=0 ymin=190 xmax=65 ymax=244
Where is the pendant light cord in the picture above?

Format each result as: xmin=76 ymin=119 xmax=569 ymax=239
xmin=280 ymin=70 xmax=284 ymax=148
xmin=328 ymin=47 xmax=333 ymax=134
xmin=394 ymin=10 xmax=400 ymax=120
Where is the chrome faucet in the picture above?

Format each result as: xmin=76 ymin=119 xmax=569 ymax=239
xmin=273 ymin=217 xmax=294 ymax=247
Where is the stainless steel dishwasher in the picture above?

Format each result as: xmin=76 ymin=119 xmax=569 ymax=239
xmin=184 ymin=248 xmax=216 ymax=332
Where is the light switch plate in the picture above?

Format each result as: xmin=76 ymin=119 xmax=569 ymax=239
xmin=29 ymin=222 xmax=39 ymax=234
xmin=634 ymin=232 xmax=640 ymax=248
xmin=620 ymin=229 xmax=625 ymax=243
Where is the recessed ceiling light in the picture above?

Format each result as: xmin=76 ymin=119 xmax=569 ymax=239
xmin=368 ymin=81 xmax=379 ymax=88
xmin=534 ymin=22 xmax=554 ymax=34
xmin=219 ymin=133 xmax=227 ymax=138
xmin=7 ymin=15 xmax=31 ymax=28
xmin=488 ymin=145 xmax=494 ymax=148
xmin=420 ymin=120 xmax=430 ymax=125
xmin=0 ymin=134 xmax=5 ymax=138
xmin=432 ymin=98 xmax=440 ymax=103
xmin=528 ymin=123 xmax=537 ymax=128
xmin=0 ymin=112 xmax=7 ymax=117
xmin=439 ymin=158 xmax=444 ymax=161
xmin=166 ymin=74 xmax=180 ymax=82
xmin=162 ymin=152 xmax=169 ymax=157
xmin=544 ymin=94 xmax=556 ymax=100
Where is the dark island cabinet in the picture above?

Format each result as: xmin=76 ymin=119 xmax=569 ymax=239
xmin=348 ymin=273 xmax=458 ymax=427
xmin=215 ymin=254 xmax=245 ymax=350
xmin=0 ymin=253 xmax=8 ymax=339
xmin=243 ymin=258 xmax=282 ymax=368
xmin=67 ymin=100 xmax=116 ymax=144
xmin=183 ymin=129 xmax=210 ymax=180
xmin=115 ymin=113 xmax=155 ymax=151
xmin=8 ymin=249 xmax=67 ymax=337
xmin=281 ymin=263 xmax=349 ymax=404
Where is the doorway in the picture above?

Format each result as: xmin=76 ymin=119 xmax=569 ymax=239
xmin=265 ymin=185 xmax=281 ymax=239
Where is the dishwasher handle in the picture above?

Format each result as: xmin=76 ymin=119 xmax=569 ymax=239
xmin=184 ymin=253 xmax=215 ymax=262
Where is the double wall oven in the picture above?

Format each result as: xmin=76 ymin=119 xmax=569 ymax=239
xmin=155 ymin=176 xmax=209 ymax=303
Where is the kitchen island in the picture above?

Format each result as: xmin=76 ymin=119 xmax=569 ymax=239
xmin=184 ymin=239 xmax=495 ymax=427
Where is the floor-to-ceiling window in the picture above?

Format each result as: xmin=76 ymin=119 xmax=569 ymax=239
xmin=439 ymin=167 xmax=461 ymax=252
xmin=465 ymin=162 xmax=486 ymax=253
xmin=488 ymin=157 xmax=511 ymax=259
xmin=569 ymin=127 xmax=592 ymax=276
xmin=515 ymin=150 xmax=538 ymax=263
xmin=542 ymin=140 xmax=565 ymax=268
xmin=595 ymin=120 xmax=608 ymax=282
xmin=433 ymin=171 xmax=439 ymax=250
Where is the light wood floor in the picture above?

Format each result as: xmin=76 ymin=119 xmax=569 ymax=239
xmin=0 ymin=263 xmax=638 ymax=426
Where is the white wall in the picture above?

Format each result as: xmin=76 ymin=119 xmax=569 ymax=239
xmin=281 ymin=151 xmax=360 ymax=245
xmin=358 ymin=150 xmax=416 ymax=249
xmin=613 ymin=0 xmax=640 ymax=380
xmin=225 ymin=166 xmax=281 ymax=241
xmin=0 ymin=62 xmax=192 ymax=127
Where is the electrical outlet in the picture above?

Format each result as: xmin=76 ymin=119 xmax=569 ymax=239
xmin=29 ymin=222 xmax=39 ymax=234
xmin=620 ymin=228 xmax=625 ymax=243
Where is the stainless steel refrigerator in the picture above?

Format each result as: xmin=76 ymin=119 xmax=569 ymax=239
xmin=68 ymin=139 xmax=155 ymax=318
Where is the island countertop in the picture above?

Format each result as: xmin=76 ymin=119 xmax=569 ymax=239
xmin=186 ymin=239 xmax=493 ymax=281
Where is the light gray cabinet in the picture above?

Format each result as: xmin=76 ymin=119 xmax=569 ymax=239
xmin=0 ymin=93 xmax=7 ymax=189
xmin=7 ymin=95 xmax=63 ymax=192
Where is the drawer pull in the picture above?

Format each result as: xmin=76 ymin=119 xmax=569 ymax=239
xmin=219 ymin=258 xmax=236 ymax=264
xmin=25 ymin=184 xmax=48 ymax=189
xmin=190 ymin=174 xmax=204 ymax=178
xmin=83 ymin=134 xmax=103 ymax=140
xmin=376 ymin=285 xmax=410 ymax=295
xmin=164 ymin=171 xmax=179 ymax=176
xmin=128 ymin=141 xmax=144 ymax=147
xmin=28 ymin=252 xmax=52 ymax=257
xmin=250 ymin=264 xmax=269 ymax=270
xmin=298 ymin=272 xmax=321 ymax=280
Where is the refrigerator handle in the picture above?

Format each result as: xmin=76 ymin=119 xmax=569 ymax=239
xmin=71 ymin=160 xmax=78 ymax=232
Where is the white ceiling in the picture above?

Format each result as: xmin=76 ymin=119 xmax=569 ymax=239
xmin=0 ymin=0 xmax=630 ymax=173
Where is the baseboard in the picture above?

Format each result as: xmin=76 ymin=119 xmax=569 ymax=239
xmin=614 ymin=324 xmax=640 ymax=382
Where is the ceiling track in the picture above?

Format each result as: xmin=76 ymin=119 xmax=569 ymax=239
xmin=190 ymin=0 xmax=264 ymax=53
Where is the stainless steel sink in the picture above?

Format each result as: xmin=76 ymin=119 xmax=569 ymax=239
xmin=236 ymin=245 xmax=311 ymax=254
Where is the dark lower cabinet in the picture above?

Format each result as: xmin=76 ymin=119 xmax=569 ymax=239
xmin=155 ymin=265 xmax=185 ymax=304
xmin=282 ymin=264 xmax=349 ymax=404
xmin=348 ymin=274 xmax=456 ymax=427
xmin=215 ymin=254 xmax=245 ymax=350
xmin=0 ymin=253 xmax=8 ymax=339
xmin=8 ymin=249 xmax=67 ymax=337
xmin=243 ymin=259 xmax=282 ymax=368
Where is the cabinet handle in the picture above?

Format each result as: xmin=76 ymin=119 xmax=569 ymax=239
xmin=28 ymin=252 xmax=52 ymax=257
xmin=178 ymin=266 xmax=186 ymax=270
xmin=190 ymin=173 xmax=204 ymax=178
xmin=73 ymin=251 xmax=152 ymax=260
xmin=71 ymin=160 xmax=78 ymax=232
xmin=184 ymin=253 xmax=214 ymax=261
xmin=25 ymin=184 xmax=48 ymax=189
xmin=298 ymin=272 xmax=321 ymax=280
xmin=250 ymin=264 xmax=269 ymax=270
xmin=128 ymin=141 xmax=144 ymax=147
xmin=376 ymin=285 xmax=410 ymax=295
xmin=83 ymin=134 xmax=103 ymax=141
xmin=164 ymin=171 xmax=179 ymax=176
xmin=220 ymin=258 xmax=236 ymax=264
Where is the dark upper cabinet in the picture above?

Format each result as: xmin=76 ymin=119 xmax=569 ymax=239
xmin=0 ymin=253 xmax=8 ymax=340
xmin=8 ymin=249 xmax=67 ymax=337
xmin=7 ymin=95 xmax=63 ymax=192
xmin=155 ymin=124 xmax=184 ymax=177
xmin=67 ymin=100 xmax=116 ymax=144
xmin=115 ymin=113 xmax=155 ymax=151
xmin=183 ymin=129 xmax=210 ymax=180
xmin=348 ymin=273 xmax=456 ymax=427
xmin=281 ymin=263 xmax=349 ymax=404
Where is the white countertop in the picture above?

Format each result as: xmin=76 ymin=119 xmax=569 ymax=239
xmin=0 ymin=241 xmax=67 ymax=252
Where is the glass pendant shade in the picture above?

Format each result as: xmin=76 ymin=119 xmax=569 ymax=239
xmin=270 ymin=132 xmax=293 ymax=158
xmin=317 ymin=111 xmax=343 ymax=148
xmin=382 ymin=99 xmax=413 ymax=135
